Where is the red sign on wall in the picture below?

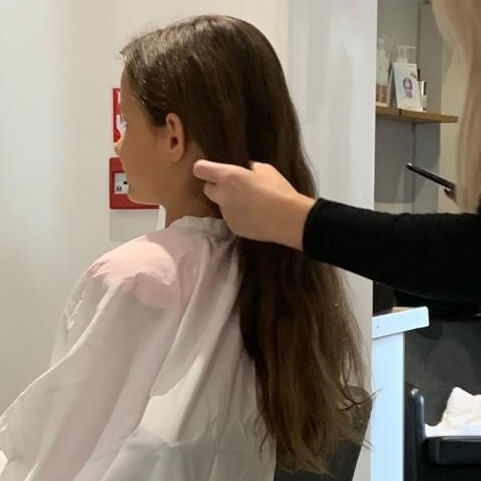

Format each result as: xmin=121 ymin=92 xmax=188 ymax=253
xmin=112 ymin=88 xmax=124 ymax=143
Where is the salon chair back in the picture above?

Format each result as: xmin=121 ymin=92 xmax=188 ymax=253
xmin=275 ymin=386 xmax=371 ymax=481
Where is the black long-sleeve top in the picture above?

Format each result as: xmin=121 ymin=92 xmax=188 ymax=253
xmin=303 ymin=200 xmax=481 ymax=304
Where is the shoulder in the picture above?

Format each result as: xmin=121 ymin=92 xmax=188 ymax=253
xmin=86 ymin=229 xmax=197 ymax=310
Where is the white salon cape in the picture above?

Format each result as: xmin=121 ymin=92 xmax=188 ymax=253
xmin=0 ymin=217 xmax=275 ymax=481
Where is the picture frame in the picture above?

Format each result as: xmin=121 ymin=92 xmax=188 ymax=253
xmin=392 ymin=62 xmax=423 ymax=111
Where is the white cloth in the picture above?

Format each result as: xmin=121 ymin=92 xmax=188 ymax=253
xmin=0 ymin=216 xmax=275 ymax=481
xmin=425 ymin=387 xmax=481 ymax=437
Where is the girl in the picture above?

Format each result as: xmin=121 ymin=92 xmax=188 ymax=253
xmin=0 ymin=15 xmax=365 ymax=481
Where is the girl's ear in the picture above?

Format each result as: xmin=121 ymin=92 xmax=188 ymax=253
xmin=163 ymin=113 xmax=186 ymax=163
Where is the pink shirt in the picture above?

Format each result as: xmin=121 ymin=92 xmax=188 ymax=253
xmin=0 ymin=216 xmax=275 ymax=481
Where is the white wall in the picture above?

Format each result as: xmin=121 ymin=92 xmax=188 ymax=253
xmin=413 ymin=3 xmax=444 ymax=214
xmin=287 ymin=2 xmax=377 ymax=480
xmin=0 ymin=0 xmax=287 ymax=411
xmin=376 ymin=0 xmax=443 ymax=214
xmin=376 ymin=0 xmax=421 ymax=214
xmin=375 ymin=0 xmax=464 ymax=215
xmin=438 ymin=46 xmax=467 ymax=213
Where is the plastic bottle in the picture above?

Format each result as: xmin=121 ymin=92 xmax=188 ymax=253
xmin=395 ymin=45 xmax=417 ymax=64
xmin=376 ymin=36 xmax=390 ymax=106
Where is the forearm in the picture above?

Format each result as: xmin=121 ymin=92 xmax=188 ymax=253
xmin=303 ymin=199 xmax=481 ymax=304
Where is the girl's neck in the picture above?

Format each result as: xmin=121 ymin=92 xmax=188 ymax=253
xmin=165 ymin=196 xmax=221 ymax=226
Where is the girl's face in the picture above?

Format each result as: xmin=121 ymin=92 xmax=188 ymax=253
xmin=114 ymin=70 xmax=187 ymax=208
xmin=114 ymin=69 xmax=218 ymax=224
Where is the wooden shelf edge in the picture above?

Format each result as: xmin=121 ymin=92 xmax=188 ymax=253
xmin=399 ymin=109 xmax=458 ymax=123
xmin=376 ymin=106 xmax=458 ymax=124
xmin=376 ymin=106 xmax=399 ymax=117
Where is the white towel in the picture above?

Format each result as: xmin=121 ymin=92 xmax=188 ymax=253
xmin=426 ymin=387 xmax=481 ymax=437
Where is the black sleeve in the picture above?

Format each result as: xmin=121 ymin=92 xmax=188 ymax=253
xmin=303 ymin=199 xmax=481 ymax=304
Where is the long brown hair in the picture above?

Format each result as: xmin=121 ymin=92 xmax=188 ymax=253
xmin=122 ymin=15 xmax=366 ymax=472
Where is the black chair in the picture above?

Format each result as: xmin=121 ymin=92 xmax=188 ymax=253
xmin=394 ymin=288 xmax=481 ymax=481
xmin=275 ymin=387 xmax=372 ymax=481
xmin=405 ymin=384 xmax=481 ymax=481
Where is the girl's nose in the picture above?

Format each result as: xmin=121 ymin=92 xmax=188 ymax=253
xmin=114 ymin=135 xmax=123 ymax=156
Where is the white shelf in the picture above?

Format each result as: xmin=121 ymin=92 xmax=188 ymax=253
xmin=373 ymin=306 xmax=429 ymax=339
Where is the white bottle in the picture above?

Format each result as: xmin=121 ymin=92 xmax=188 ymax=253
xmin=395 ymin=45 xmax=417 ymax=64
xmin=419 ymin=81 xmax=428 ymax=111
xmin=376 ymin=37 xmax=390 ymax=107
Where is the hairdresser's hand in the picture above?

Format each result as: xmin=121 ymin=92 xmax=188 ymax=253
xmin=193 ymin=160 xmax=315 ymax=250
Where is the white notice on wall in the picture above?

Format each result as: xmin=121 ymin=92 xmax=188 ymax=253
xmin=114 ymin=172 xmax=129 ymax=195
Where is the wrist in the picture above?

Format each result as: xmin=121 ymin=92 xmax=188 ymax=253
xmin=277 ymin=193 xmax=315 ymax=250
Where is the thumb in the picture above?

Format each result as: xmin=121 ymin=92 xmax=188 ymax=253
xmin=194 ymin=159 xmax=240 ymax=184
xmin=250 ymin=161 xmax=276 ymax=175
xmin=194 ymin=159 xmax=249 ymax=184
xmin=193 ymin=160 xmax=223 ymax=183
xmin=203 ymin=181 xmax=221 ymax=204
